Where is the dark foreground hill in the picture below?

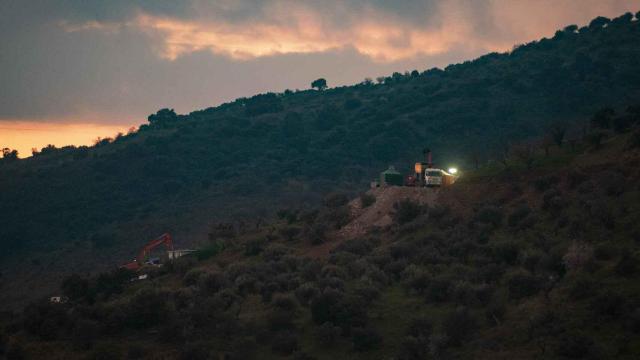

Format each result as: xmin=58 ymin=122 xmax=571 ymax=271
xmin=2 ymin=119 xmax=640 ymax=359
xmin=1 ymin=12 xmax=640 ymax=308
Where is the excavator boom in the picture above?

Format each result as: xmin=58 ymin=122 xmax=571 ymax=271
xmin=122 ymin=233 xmax=173 ymax=270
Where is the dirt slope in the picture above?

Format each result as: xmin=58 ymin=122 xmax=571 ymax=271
xmin=339 ymin=186 xmax=440 ymax=239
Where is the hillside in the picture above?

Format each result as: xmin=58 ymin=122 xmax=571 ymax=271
xmin=2 ymin=120 xmax=640 ymax=359
xmin=1 ymin=12 xmax=640 ymax=308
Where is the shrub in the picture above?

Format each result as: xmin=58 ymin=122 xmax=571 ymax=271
xmin=125 ymin=288 xmax=169 ymax=329
xmin=180 ymin=342 xmax=212 ymax=360
xmin=407 ymin=316 xmax=433 ymax=340
xmin=61 ymin=274 xmax=90 ymax=302
xmin=334 ymin=238 xmax=374 ymax=256
xmin=271 ymin=332 xmax=299 ymax=355
xmin=508 ymin=204 xmax=531 ymax=227
xmin=567 ymin=274 xmax=599 ymax=300
xmin=590 ymin=292 xmax=626 ymax=319
xmin=425 ymin=276 xmax=452 ymax=303
xmin=72 ymin=319 xmax=101 ymax=350
xmin=562 ymin=242 xmax=594 ymax=272
xmin=485 ymin=296 xmax=506 ymax=326
xmin=295 ymin=283 xmax=319 ymax=306
xmin=183 ymin=269 xmax=204 ymax=286
xmin=567 ymin=169 xmax=587 ymax=188
xmin=360 ymin=193 xmax=376 ymax=208
xmin=474 ymin=206 xmax=503 ymax=227
xmin=244 ymin=237 xmax=267 ymax=256
xmin=593 ymin=242 xmax=617 ymax=260
xmin=614 ymin=253 xmax=638 ymax=277
xmin=555 ymin=333 xmax=597 ymax=359
xmin=323 ymin=192 xmax=349 ymax=208
xmin=267 ymin=310 xmax=296 ymax=331
xmin=586 ymin=131 xmax=606 ymax=149
xmin=624 ymin=129 xmax=640 ymax=150
xmin=352 ymin=327 xmax=382 ymax=351
xmin=89 ymin=342 xmax=123 ymax=360
xmin=316 ymin=322 xmax=341 ymax=346
xmin=442 ymin=307 xmax=477 ymax=347
xmin=393 ymin=199 xmax=423 ymax=224
xmin=507 ymin=272 xmax=541 ymax=300
xmin=272 ymin=294 xmax=298 ymax=312
xmin=491 ymin=240 xmax=520 ymax=265
xmin=532 ymin=175 xmax=559 ymax=192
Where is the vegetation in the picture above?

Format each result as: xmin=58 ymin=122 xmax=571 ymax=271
xmin=1 ymin=11 xmax=640 ymax=358
xmin=1 ymin=103 xmax=640 ymax=358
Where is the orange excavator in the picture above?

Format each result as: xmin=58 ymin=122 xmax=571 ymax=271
xmin=122 ymin=233 xmax=174 ymax=271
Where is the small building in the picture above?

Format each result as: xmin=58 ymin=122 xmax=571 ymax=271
xmin=380 ymin=166 xmax=403 ymax=187
xmin=167 ymin=249 xmax=196 ymax=260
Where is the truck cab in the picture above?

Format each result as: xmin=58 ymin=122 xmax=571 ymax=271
xmin=424 ymin=169 xmax=444 ymax=186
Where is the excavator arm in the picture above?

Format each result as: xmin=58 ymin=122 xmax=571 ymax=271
xmin=122 ymin=233 xmax=174 ymax=271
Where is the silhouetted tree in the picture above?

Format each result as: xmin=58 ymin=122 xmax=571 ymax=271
xmin=148 ymin=108 xmax=178 ymax=127
xmin=1 ymin=148 xmax=18 ymax=161
xmin=591 ymin=107 xmax=615 ymax=129
xmin=551 ymin=125 xmax=566 ymax=147
xmin=311 ymin=78 xmax=327 ymax=91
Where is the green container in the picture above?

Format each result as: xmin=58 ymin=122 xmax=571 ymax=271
xmin=380 ymin=166 xmax=403 ymax=186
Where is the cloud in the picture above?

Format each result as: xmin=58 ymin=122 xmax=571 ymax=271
xmin=61 ymin=0 xmax=638 ymax=63
xmin=61 ymin=1 xmax=515 ymax=62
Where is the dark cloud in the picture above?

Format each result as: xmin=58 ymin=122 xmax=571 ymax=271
xmin=0 ymin=0 xmax=638 ymax=125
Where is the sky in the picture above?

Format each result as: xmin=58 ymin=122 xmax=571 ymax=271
xmin=0 ymin=0 xmax=638 ymax=157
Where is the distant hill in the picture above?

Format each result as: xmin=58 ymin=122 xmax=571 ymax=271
xmin=1 ymin=12 xmax=640 ymax=280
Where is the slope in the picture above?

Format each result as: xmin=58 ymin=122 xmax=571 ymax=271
xmin=1 ymin=11 xmax=640 ymax=307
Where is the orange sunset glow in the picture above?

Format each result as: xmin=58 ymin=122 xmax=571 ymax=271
xmin=0 ymin=121 xmax=131 ymax=158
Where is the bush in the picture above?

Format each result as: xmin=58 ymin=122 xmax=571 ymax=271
xmin=614 ymin=253 xmax=638 ymax=277
xmin=89 ymin=342 xmax=123 ymax=360
xmin=323 ymin=192 xmax=349 ymax=208
xmin=360 ymin=193 xmax=376 ymax=208
xmin=407 ymin=316 xmax=433 ymax=340
xmin=244 ymin=237 xmax=267 ymax=256
xmin=267 ymin=310 xmax=296 ymax=331
xmin=508 ymin=204 xmax=531 ymax=227
xmin=271 ymin=332 xmax=299 ymax=355
xmin=590 ymin=292 xmax=626 ymax=319
xmin=442 ymin=307 xmax=477 ymax=347
xmin=393 ymin=199 xmax=423 ymax=224
xmin=295 ymin=283 xmax=319 ymax=306
xmin=474 ymin=206 xmax=503 ymax=227
xmin=555 ymin=333 xmax=597 ymax=359
xmin=316 ymin=322 xmax=341 ymax=346
xmin=352 ymin=327 xmax=382 ymax=351
xmin=72 ymin=319 xmax=101 ymax=350
xmin=567 ymin=274 xmax=598 ymax=300
xmin=491 ymin=240 xmax=520 ymax=265
xmin=625 ymin=129 xmax=640 ymax=150
xmin=586 ymin=131 xmax=606 ymax=149
xmin=507 ymin=272 xmax=541 ymax=300
xmin=125 ymin=288 xmax=169 ymax=329
xmin=532 ymin=175 xmax=559 ymax=191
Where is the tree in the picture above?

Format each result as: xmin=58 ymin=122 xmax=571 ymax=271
xmin=591 ymin=107 xmax=615 ymax=129
xmin=1 ymin=148 xmax=18 ymax=161
xmin=311 ymin=78 xmax=327 ymax=91
xmin=148 ymin=108 xmax=178 ymax=126
xmin=589 ymin=16 xmax=611 ymax=29
xmin=550 ymin=125 xmax=566 ymax=147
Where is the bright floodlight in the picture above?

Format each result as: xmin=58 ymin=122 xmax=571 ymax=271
xmin=448 ymin=168 xmax=458 ymax=174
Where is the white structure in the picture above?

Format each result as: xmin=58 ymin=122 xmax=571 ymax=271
xmin=167 ymin=249 xmax=196 ymax=260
